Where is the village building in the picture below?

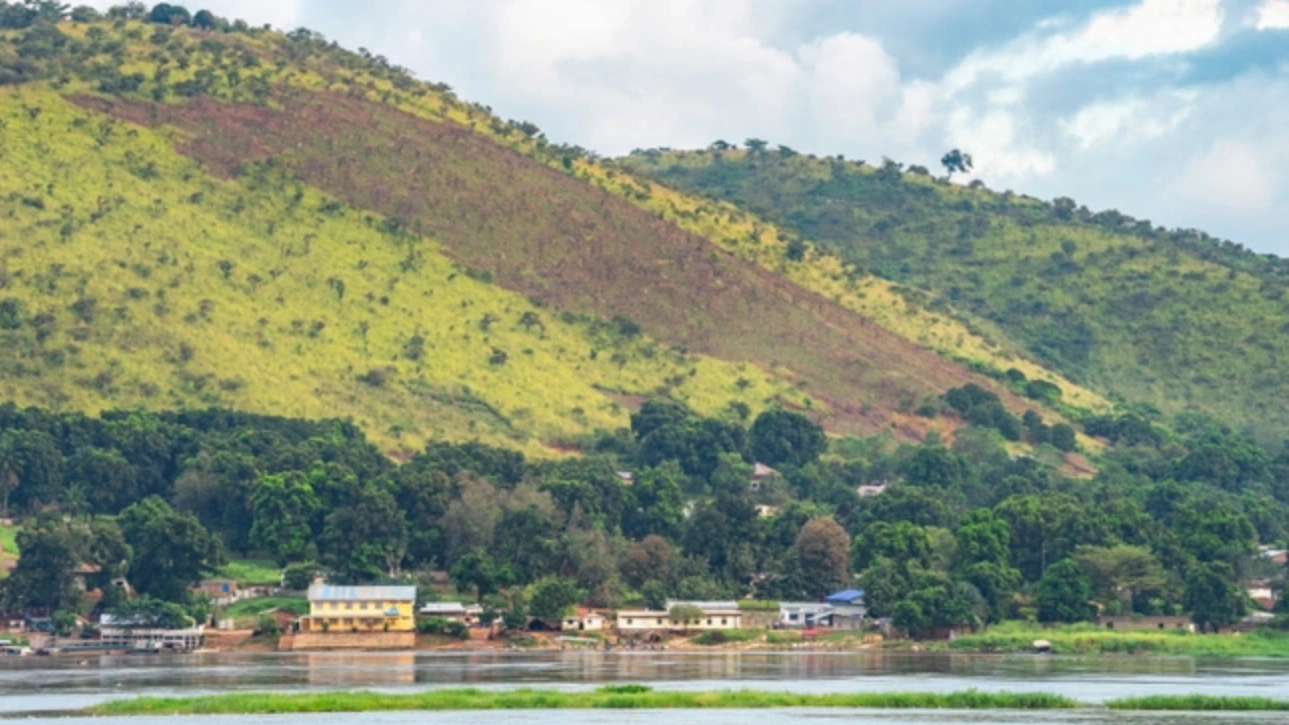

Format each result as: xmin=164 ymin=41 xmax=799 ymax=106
xmin=1246 ymin=581 xmax=1277 ymax=611
xmin=778 ymin=602 xmax=833 ymax=628
xmin=616 ymin=601 xmax=743 ymax=632
xmin=748 ymin=463 xmax=778 ymax=492
xmin=299 ymin=585 xmax=416 ymax=633
xmin=99 ymin=614 xmax=204 ymax=651
xmin=1097 ymin=615 xmax=1195 ymax=632
xmin=825 ymin=589 xmax=867 ymax=631
xmin=856 ymin=483 xmax=888 ymax=498
xmin=561 ymin=609 xmax=608 ymax=632
xmin=418 ymin=602 xmax=476 ymax=625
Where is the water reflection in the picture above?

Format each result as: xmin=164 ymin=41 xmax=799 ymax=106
xmin=0 ymin=651 xmax=1285 ymax=713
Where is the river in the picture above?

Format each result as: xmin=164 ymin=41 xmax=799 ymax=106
xmin=4 ymin=652 xmax=1288 ymax=722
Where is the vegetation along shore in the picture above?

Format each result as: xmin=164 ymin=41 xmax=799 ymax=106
xmin=87 ymin=688 xmax=1289 ymax=715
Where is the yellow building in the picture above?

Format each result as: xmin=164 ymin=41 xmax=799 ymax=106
xmin=299 ymin=585 xmax=417 ymax=633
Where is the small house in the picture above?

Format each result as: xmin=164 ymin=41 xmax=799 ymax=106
xmin=778 ymin=602 xmax=833 ymax=628
xmin=300 ymin=585 xmax=416 ymax=633
xmin=825 ymin=589 xmax=866 ymax=630
xmin=418 ymin=602 xmax=474 ymax=625
xmin=856 ymin=483 xmax=888 ymax=498
xmin=748 ymin=463 xmax=778 ymax=492
xmin=561 ymin=610 xmax=608 ymax=632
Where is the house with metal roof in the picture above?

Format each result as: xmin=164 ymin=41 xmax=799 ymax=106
xmin=300 ymin=584 xmax=417 ymax=633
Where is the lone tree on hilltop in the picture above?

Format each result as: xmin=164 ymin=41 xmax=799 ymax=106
xmin=941 ymin=148 xmax=973 ymax=181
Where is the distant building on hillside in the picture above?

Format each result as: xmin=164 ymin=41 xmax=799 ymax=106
xmin=299 ymin=585 xmax=416 ymax=633
xmin=748 ymin=463 xmax=778 ymax=492
xmin=418 ymin=602 xmax=479 ymax=626
xmin=616 ymin=601 xmax=743 ymax=633
xmin=856 ymin=483 xmax=888 ymax=498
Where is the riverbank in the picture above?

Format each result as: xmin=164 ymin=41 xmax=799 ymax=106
xmin=85 ymin=688 xmax=1289 ymax=715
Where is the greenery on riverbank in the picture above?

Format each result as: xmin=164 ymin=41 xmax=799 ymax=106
xmin=1108 ymin=695 xmax=1289 ymax=711
xmin=88 ymin=687 xmax=1078 ymax=715
xmin=948 ymin=622 xmax=1289 ymax=657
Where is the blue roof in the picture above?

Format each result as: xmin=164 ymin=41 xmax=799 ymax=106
xmin=308 ymin=584 xmax=416 ymax=601
xmin=825 ymin=589 xmax=864 ymax=603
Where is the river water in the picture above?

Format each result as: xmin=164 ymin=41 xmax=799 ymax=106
xmin=3 ymin=652 xmax=1288 ymax=722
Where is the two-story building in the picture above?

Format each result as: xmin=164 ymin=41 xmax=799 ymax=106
xmin=299 ymin=585 xmax=416 ymax=633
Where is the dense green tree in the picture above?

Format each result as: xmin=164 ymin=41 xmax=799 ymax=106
xmin=4 ymin=511 xmax=86 ymax=611
xmin=853 ymin=521 xmax=931 ymax=571
xmin=624 ymin=461 xmax=686 ymax=540
xmin=527 ymin=576 xmax=584 ymax=620
xmin=1035 ymin=558 xmax=1094 ymax=623
xmin=793 ymin=516 xmax=851 ymax=598
xmin=1184 ymin=562 xmax=1246 ymax=631
xmin=899 ymin=446 xmax=969 ymax=488
xmin=119 ymin=496 xmax=223 ymax=602
xmin=750 ymin=409 xmax=826 ymax=468
xmin=249 ymin=471 xmax=321 ymax=564
xmin=450 ymin=549 xmax=513 ymax=601
xmin=318 ymin=484 xmax=408 ymax=581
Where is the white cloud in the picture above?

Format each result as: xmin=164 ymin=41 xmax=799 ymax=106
xmin=944 ymin=0 xmax=1224 ymax=93
xmin=946 ymin=108 xmax=1056 ymax=179
xmin=1253 ymin=0 xmax=1289 ymax=29
xmin=1173 ymin=139 xmax=1278 ymax=212
xmin=1061 ymin=92 xmax=1196 ymax=150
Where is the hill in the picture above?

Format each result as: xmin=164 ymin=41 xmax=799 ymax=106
xmin=620 ymin=148 xmax=1289 ymax=441
xmin=0 ymin=13 xmax=1088 ymax=455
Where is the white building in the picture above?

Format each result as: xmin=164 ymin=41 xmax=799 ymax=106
xmin=99 ymin=615 xmax=204 ymax=651
xmin=561 ymin=611 xmax=608 ymax=632
xmin=778 ymin=602 xmax=833 ymax=628
xmin=616 ymin=601 xmax=743 ymax=632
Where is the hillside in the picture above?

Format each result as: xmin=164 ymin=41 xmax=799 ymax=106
xmin=621 ymin=149 xmax=1289 ymax=440
xmin=0 ymin=15 xmax=1086 ymax=455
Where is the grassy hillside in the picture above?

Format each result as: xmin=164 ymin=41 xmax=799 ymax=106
xmin=621 ymin=149 xmax=1289 ymax=440
xmin=0 ymin=84 xmax=813 ymax=456
xmin=0 ymin=16 xmax=1092 ymax=454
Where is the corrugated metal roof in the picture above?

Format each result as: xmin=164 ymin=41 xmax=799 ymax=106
xmin=665 ymin=600 xmax=741 ymax=612
xmin=308 ymin=584 xmax=416 ymax=601
xmin=825 ymin=589 xmax=864 ymax=603
xmin=419 ymin=602 xmax=467 ymax=613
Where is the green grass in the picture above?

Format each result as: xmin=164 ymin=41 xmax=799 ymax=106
xmin=949 ymin=622 xmax=1289 ymax=657
xmin=692 ymin=628 xmax=764 ymax=645
xmin=1107 ymin=695 xmax=1289 ymax=711
xmin=0 ymin=521 xmax=19 ymax=558
xmin=88 ymin=687 xmax=1079 ymax=715
xmin=220 ymin=559 xmax=281 ymax=586
xmin=222 ymin=596 xmax=308 ymax=620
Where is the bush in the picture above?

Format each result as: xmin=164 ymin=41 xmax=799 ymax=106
xmin=254 ymin=614 xmax=280 ymax=636
xmin=281 ymin=562 xmax=317 ymax=591
xmin=417 ymin=616 xmax=469 ymax=639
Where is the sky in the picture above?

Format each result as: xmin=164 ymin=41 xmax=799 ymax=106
xmin=86 ymin=0 xmax=1289 ymax=255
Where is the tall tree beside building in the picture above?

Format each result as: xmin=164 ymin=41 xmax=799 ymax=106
xmin=793 ymin=516 xmax=851 ymax=598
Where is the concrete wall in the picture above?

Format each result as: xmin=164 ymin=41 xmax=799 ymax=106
xmin=289 ymin=631 xmax=415 ymax=650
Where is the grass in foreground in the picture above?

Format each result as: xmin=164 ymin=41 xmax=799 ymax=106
xmin=1107 ymin=695 xmax=1289 ymax=711
xmin=949 ymin=622 xmax=1289 ymax=657
xmin=89 ymin=687 xmax=1077 ymax=715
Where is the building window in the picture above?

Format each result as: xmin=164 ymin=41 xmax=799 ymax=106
xmin=626 ymin=618 xmax=633 ymax=625
xmin=360 ymin=601 xmax=368 ymax=610
xmin=345 ymin=602 xmax=353 ymax=610
xmin=706 ymin=619 xmax=712 ymax=625
xmin=721 ymin=619 xmax=727 ymax=625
